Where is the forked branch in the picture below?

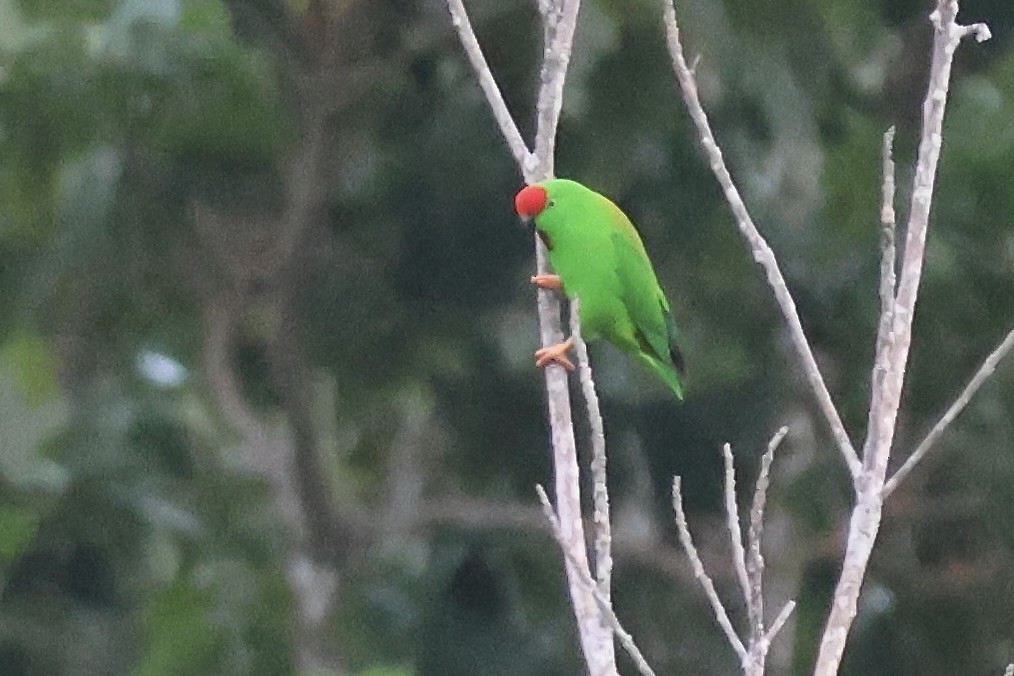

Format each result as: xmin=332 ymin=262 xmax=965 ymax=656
xmin=658 ymin=1 xmax=1005 ymax=674
xmin=884 ymin=327 xmax=1014 ymax=497
xmin=571 ymin=298 xmax=613 ymax=601
xmin=659 ymin=0 xmax=861 ymax=480
xmin=445 ymin=2 xmax=618 ymax=673
xmin=672 ymin=429 xmax=794 ymax=675
xmin=538 ymin=486 xmax=655 ymax=676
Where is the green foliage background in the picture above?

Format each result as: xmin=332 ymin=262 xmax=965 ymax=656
xmin=0 ymin=0 xmax=1012 ymax=674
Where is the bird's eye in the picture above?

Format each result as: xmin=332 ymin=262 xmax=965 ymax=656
xmin=548 ymin=200 xmax=556 ymax=207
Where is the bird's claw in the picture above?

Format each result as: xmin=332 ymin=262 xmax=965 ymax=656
xmin=535 ymin=338 xmax=575 ymax=371
xmin=530 ymin=274 xmax=563 ymax=291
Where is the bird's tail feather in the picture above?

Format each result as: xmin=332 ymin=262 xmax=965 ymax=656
xmin=640 ymin=354 xmax=684 ymax=400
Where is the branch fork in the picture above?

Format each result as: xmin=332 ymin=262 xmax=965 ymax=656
xmin=446 ymin=2 xmax=622 ymax=673
xmin=672 ymin=428 xmax=794 ymax=675
xmin=659 ymin=0 xmax=1008 ymax=673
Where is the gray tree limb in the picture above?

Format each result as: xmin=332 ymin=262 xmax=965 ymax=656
xmin=445 ymin=1 xmax=618 ymax=672
xmin=814 ymin=5 xmax=991 ymax=672
xmin=659 ymin=0 xmax=861 ymax=480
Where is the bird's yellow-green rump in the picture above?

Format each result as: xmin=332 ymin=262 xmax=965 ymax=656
xmin=514 ymin=178 xmax=686 ymax=399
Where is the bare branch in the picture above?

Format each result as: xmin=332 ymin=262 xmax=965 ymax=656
xmin=525 ymin=2 xmax=617 ymax=671
xmin=445 ymin=0 xmax=531 ymax=169
xmin=880 ymin=3 xmax=996 ymax=484
xmin=538 ymin=486 xmax=654 ymax=676
xmin=672 ymin=477 xmax=747 ymax=660
xmin=659 ymin=0 xmax=861 ymax=479
xmin=814 ymin=3 xmax=991 ymax=672
xmin=936 ymin=9 xmax=991 ymax=42
xmin=884 ymin=326 xmax=1014 ymax=497
xmin=764 ymin=600 xmax=796 ymax=644
xmin=539 ymin=358 xmax=614 ymax=674
xmin=531 ymin=0 xmax=582 ymax=177
xmin=203 ymin=293 xmax=264 ymax=441
xmin=572 ymin=299 xmax=613 ymax=600
xmin=746 ymin=427 xmax=788 ymax=642
xmin=721 ymin=444 xmax=752 ymax=626
xmin=876 ymin=126 xmax=898 ymax=365
xmin=862 ymin=127 xmax=899 ymax=470
xmin=445 ymin=0 xmax=614 ymax=670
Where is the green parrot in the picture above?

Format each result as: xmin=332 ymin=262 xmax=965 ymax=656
xmin=514 ymin=178 xmax=686 ymax=399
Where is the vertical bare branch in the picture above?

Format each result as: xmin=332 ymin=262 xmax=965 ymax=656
xmin=878 ymin=126 xmax=898 ymax=330
xmin=527 ymin=2 xmax=618 ymax=670
xmin=537 ymin=487 xmax=655 ymax=676
xmin=884 ymin=327 xmax=1014 ymax=497
xmin=659 ymin=1 xmax=997 ymax=673
xmin=814 ymin=4 xmax=991 ymax=673
xmin=722 ymin=444 xmax=753 ymax=624
xmin=446 ymin=2 xmax=617 ymax=672
xmin=531 ymin=0 xmax=582 ymax=177
xmin=672 ymin=477 xmax=748 ymax=661
xmin=659 ymin=0 xmax=861 ymax=480
xmin=862 ymin=127 xmax=899 ymax=471
xmin=747 ymin=427 xmax=788 ymax=644
xmin=572 ymin=299 xmax=613 ymax=600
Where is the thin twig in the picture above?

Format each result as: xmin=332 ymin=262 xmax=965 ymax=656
xmin=764 ymin=600 xmax=796 ymax=644
xmin=659 ymin=0 xmax=861 ymax=480
xmin=746 ymin=427 xmax=788 ymax=642
xmin=861 ymin=126 xmax=899 ymax=472
xmin=721 ymin=444 xmax=752 ymax=627
xmin=537 ymin=486 xmax=656 ymax=676
xmin=875 ymin=0 xmax=991 ymax=483
xmin=884 ymin=327 xmax=1014 ymax=497
xmin=445 ymin=0 xmax=531 ymax=169
xmin=878 ymin=126 xmax=898 ymax=319
xmin=572 ymin=299 xmax=613 ymax=600
xmin=672 ymin=477 xmax=747 ymax=660
xmin=863 ymin=127 xmax=899 ymax=468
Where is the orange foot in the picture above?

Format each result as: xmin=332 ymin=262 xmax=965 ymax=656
xmin=530 ymin=274 xmax=563 ymax=291
xmin=535 ymin=337 xmax=575 ymax=371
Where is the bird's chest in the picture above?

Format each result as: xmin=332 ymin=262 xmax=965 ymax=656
xmin=543 ymin=233 xmax=626 ymax=340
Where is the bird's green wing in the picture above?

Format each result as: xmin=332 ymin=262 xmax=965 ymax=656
xmin=606 ymin=202 xmax=685 ymax=374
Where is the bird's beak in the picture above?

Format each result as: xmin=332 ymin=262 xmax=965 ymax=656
xmin=519 ymin=215 xmax=533 ymax=226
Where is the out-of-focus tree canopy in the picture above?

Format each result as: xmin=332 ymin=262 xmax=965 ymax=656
xmin=0 ymin=0 xmax=1012 ymax=674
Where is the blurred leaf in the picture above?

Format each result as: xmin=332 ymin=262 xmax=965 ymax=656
xmin=15 ymin=0 xmax=116 ymax=22
xmin=0 ymin=332 xmax=60 ymax=405
xmin=138 ymin=579 xmax=224 ymax=676
xmin=357 ymin=665 xmax=415 ymax=676
xmin=0 ymin=0 xmax=50 ymax=52
xmin=0 ymin=505 xmax=39 ymax=562
xmin=180 ymin=0 xmax=229 ymax=32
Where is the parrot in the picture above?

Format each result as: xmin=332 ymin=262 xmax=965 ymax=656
xmin=514 ymin=178 xmax=686 ymax=399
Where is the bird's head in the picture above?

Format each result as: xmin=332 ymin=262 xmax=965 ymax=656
xmin=514 ymin=184 xmax=549 ymax=221
xmin=513 ymin=179 xmax=589 ymax=239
